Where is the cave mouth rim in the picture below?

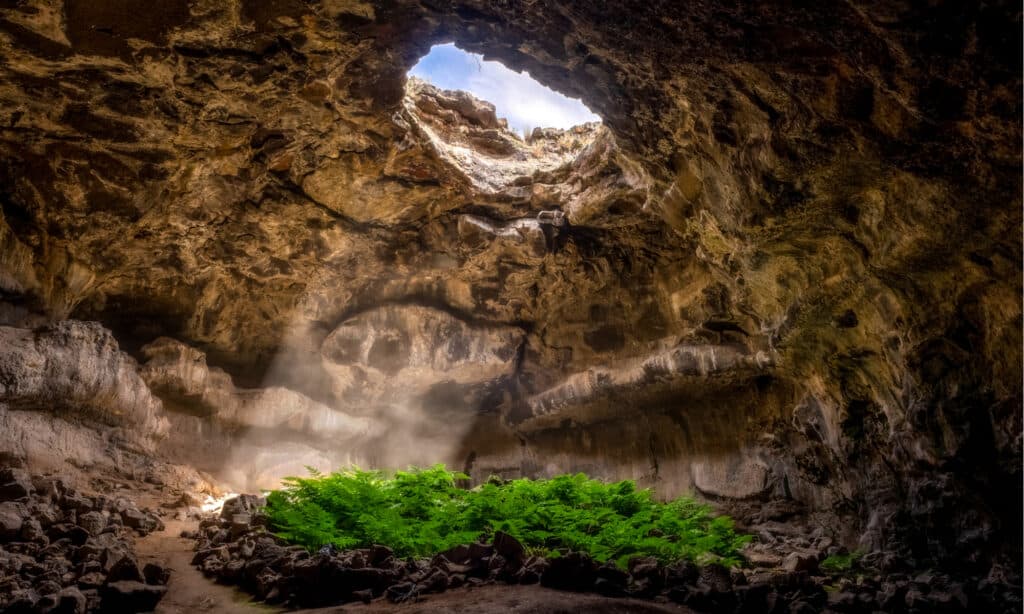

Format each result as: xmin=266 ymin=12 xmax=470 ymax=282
xmin=406 ymin=41 xmax=602 ymax=139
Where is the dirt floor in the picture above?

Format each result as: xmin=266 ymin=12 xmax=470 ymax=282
xmin=137 ymin=517 xmax=274 ymax=614
xmin=302 ymin=585 xmax=693 ymax=614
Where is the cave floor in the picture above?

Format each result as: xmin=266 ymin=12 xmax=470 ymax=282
xmin=133 ymin=487 xmax=694 ymax=614
xmin=137 ymin=516 xmax=271 ymax=614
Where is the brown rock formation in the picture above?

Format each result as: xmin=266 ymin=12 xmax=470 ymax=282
xmin=0 ymin=0 xmax=1019 ymax=575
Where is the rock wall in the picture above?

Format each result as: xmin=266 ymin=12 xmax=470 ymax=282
xmin=0 ymin=0 xmax=1019 ymax=571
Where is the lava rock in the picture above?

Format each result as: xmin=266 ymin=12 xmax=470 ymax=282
xmin=78 ymin=511 xmax=107 ymax=536
xmin=0 ymin=504 xmax=24 ymax=542
xmin=99 ymin=580 xmax=167 ymax=612
xmin=540 ymin=552 xmax=597 ymax=592
xmin=219 ymin=495 xmax=265 ymax=521
xmin=107 ymin=553 xmax=144 ymax=583
xmin=0 ymin=473 xmax=33 ymax=501
xmin=492 ymin=531 xmax=526 ymax=566
xmin=56 ymin=586 xmax=87 ymax=614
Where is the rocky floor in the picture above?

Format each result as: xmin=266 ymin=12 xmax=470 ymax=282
xmin=2 ymin=462 xmax=1020 ymax=614
xmin=187 ymin=494 xmax=1022 ymax=614
xmin=0 ymin=467 xmax=171 ymax=613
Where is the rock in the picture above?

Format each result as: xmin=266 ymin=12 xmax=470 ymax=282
xmin=219 ymin=495 xmax=266 ymax=521
xmin=19 ymin=518 xmax=43 ymax=542
xmin=107 ymin=554 xmax=144 ymax=583
xmin=0 ymin=475 xmax=32 ymax=501
xmin=666 ymin=559 xmax=701 ymax=587
xmin=540 ymin=552 xmax=597 ymax=592
xmin=369 ymin=544 xmax=394 ymax=567
xmin=99 ymin=581 xmax=167 ymax=612
xmin=142 ymin=562 xmax=170 ymax=586
xmin=385 ymin=581 xmax=418 ymax=603
xmin=492 ymin=531 xmax=526 ymax=566
xmin=440 ymin=544 xmax=472 ymax=565
xmin=228 ymin=513 xmax=251 ymax=539
xmin=55 ymin=586 xmax=87 ymax=614
xmin=62 ymin=493 xmax=94 ymax=513
xmin=0 ymin=504 xmax=23 ymax=541
xmin=77 ymin=511 xmax=106 ymax=536
xmin=698 ymin=563 xmax=733 ymax=593
xmin=744 ymin=551 xmax=783 ymax=568
xmin=120 ymin=508 xmax=160 ymax=534
xmin=782 ymin=552 xmax=819 ymax=574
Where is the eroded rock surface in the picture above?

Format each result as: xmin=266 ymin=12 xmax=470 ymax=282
xmin=0 ymin=321 xmax=169 ymax=445
xmin=0 ymin=0 xmax=1019 ymax=582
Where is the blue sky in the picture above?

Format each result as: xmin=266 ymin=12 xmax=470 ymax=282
xmin=409 ymin=43 xmax=600 ymax=135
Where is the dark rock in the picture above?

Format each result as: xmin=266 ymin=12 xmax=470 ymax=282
xmin=99 ymin=581 xmax=167 ymax=612
xmin=143 ymin=562 xmax=170 ymax=585
xmin=492 ymin=531 xmax=526 ymax=566
xmin=418 ymin=568 xmax=448 ymax=593
xmin=468 ymin=541 xmax=494 ymax=562
xmin=385 ymin=581 xmax=417 ymax=603
xmin=439 ymin=544 xmax=471 ymax=565
xmin=77 ymin=511 xmax=106 ymax=536
xmin=782 ymin=551 xmax=819 ymax=574
xmin=120 ymin=508 xmax=161 ymax=534
xmin=0 ymin=505 xmax=24 ymax=542
xmin=228 ymin=513 xmax=250 ymax=539
xmin=55 ymin=586 xmax=87 ymax=614
xmin=352 ymin=588 xmax=373 ymax=603
xmin=698 ymin=562 xmax=733 ymax=592
xmin=368 ymin=544 xmax=394 ymax=567
xmin=540 ymin=552 xmax=597 ymax=592
xmin=666 ymin=559 xmax=701 ymax=586
xmin=62 ymin=493 xmax=95 ymax=513
xmin=107 ymin=553 xmax=144 ymax=583
xmin=0 ymin=476 xmax=32 ymax=501
xmin=219 ymin=495 xmax=265 ymax=521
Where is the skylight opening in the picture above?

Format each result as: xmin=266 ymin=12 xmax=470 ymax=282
xmin=408 ymin=43 xmax=600 ymax=138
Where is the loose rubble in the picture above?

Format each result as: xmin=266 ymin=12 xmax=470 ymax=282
xmin=191 ymin=495 xmax=1023 ymax=613
xmin=0 ymin=467 xmax=169 ymax=613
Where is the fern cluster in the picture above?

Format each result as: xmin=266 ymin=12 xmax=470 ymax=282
xmin=264 ymin=465 xmax=751 ymax=568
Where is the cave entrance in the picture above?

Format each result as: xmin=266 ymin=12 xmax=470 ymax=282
xmin=407 ymin=43 xmax=600 ymax=138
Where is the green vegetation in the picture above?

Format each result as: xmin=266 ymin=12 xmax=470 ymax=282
xmin=820 ymin=551 xmax=863 ymax=574
xmin=264 ymin=465 xmax=751 ymax=568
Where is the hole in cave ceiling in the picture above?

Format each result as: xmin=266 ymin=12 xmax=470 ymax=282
xmin=408 ymin=43 xmax=601 ymax=138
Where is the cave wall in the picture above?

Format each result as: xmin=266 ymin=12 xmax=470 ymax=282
xmin=0 ymin=0 xmax=1020 ymax=568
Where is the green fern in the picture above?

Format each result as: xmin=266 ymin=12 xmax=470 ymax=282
xmin=263 ymin=465 xmax=751 ymax=567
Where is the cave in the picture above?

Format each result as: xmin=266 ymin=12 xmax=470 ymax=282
xmin=0 ymin=1 xmax=1020 ymax=613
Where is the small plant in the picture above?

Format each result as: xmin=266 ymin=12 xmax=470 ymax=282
xmin=263 ymin=465 xmax=751 ymax=568
xmin=820 ymin=550 xmax=863 ymax=574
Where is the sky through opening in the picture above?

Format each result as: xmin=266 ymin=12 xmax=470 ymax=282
xmin=408 ymin=43 xmax=600 ymax=136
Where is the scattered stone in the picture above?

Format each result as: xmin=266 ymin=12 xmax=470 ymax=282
xmin=0 ymin=467 xmax=169 ymax=612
